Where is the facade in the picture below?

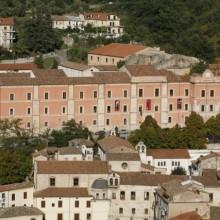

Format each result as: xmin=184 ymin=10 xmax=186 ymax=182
xmin=0 ymin=65 xmax=219 ymax=134
xmin=0 ymin=182 xmax=33 ymax=208
xmin=0 ymin=18 xmax=15 ymax=49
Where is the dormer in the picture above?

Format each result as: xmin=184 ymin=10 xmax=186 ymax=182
xmin=135 ymin=141 xmax=146 ymax=154
xmin=108 ymin=172 xmax=120 ymax=188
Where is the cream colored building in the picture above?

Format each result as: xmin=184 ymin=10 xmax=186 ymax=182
xmin=0 ymin=182 xmax=33 ymax=208
xmin=0 ymin=18 xmax=15 ymax=49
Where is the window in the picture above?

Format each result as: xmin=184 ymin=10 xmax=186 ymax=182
xmin=107 ymin=91 xmax=111 ymax=98
xmin=210 ymin=105 xmax=214 ymax=112
xmin=93 ymin=106 xmax=97 ymax=113
xmin=90 ymin=56 xmax=93 ymax=61
xmin=132 ymin=208 xmax=136 ymax=214
xmin=9 ymin=93 xmax=14 ymax=101
xmin=58 ymin=213 xmax=63 ymax=220
xmin=184 ymin=104 xmax=188 ymax=111
xmin=144 ymin=192 xmax=149 ymax=200
xmin=107 ymin=106 xmax=111 ymax=113
xmin=93 ymin=120 xmax=97 ymax=125
xmin=44 ymin=121 xmax=48 ymax=127
xmin=123 ymin=105 xmax=127 ymax=112
xmin=74 ymin=214 xmax=79 ymax=220
xmin=145 ymin=208 xmax=148 ymax=214
xmin=9 ymin=108 xmax=14 ymax=116
xmin=201 ymin=105 xmax=205 ymax=112
xmin=50 ymin=177 xmax=56 ymax=186
xmin=124 ymin=90 xmax=128 ymax=98
xmin=115 ymin=100 xmax=120 ymax=111
xmin=155 ymin=105 xmax=159 ymax=112
xmin=79 ymin=106 xmax=83 ymax=114
xmin=138 ymin=88 xmax=143 ymax=97
xmin=106 ymin=119 xmax=110 ymax=125
xmin=155 ymin=88 xmax=160 ymax=97
xmin=185 ymin=89 xmax=189 ymax=96
xmin=62 ymin=106 xmax=66 ymax=114
xmin=80 ymin=91 xmax=84 ymax=99
xmin=123 ymin=118 xmax=127 ymax=125
xmin=73 ymin=178 xmax=79 ymax=186
xmin=120 ymin=191 xmax=125 ymax=200
xmin=210 ymin=90 xmax=215 ymax=97
xmin=93 ymin=91 xmax=98 ymax=98
xmin=27 ymin=93 xmax=32 ymax=100
xmin=41 ymin=201 xmax=45 ymax=208
xmin=44 ymin=107 xmax=48 ymax=114
xmin=169 ymin=104 xmax=173 ymax=111
xmin=146 ymin=99 xmax=152 ymax=111
xmin=62 ymin=91 xmax=67 ymax=99
xmin=58 ymin=200 xmax=62 ymax=208
xmin=112 ymin=58 xmax=114 ymax=64
xmin=177 ymin=98 xmax=182 ymax=110
xmin=27 ymin=107 xmax=31 ymax=115
xmin=44 ymin=92 xmax=49 ymax=100
xmin=87 ymin=213 xmax=91 ymax=220
xmin=168 ymin=117 xmax=172 ymax=123
xmin=52 ymin=203 xmax=55 ymax=207
xmin=75 ymin=200 xmax=79 ymax=207
xmin=139 ymin=106 xmax=143 ymax=115
xmin=11 ymin=194 xmax=15 ymax=201
xmin=169 ymin=89 xmax=174 ymax=96
xmin=106 ymin=58 xmax=108 ymax=63
xmin=112 ymin=193 xmax=116 ymax=199
xmin=119 ymin=208 xmax=123 ymax=214
xmin=23 ymin=192 xmax=27 ymax=199
xmin=131 ymin=191 xmax=136 ymax=200
xmin=201 ymin=90 xmax=206 ymax=97
xmin=86 ymin=201 xmax=91 ymax=208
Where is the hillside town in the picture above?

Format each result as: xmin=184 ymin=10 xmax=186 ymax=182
xmin=1 ymin=1 xmax=220 ymax=220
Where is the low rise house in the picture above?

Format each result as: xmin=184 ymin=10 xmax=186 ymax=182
xmin=0 ymin=182 xmax=33 ymax=208
xmin=0 ymin=17 xmax=15 ymax=49
xmin=88 ymin=43 xmax=147 ymax=66
xmin=0 ymin=207 xmax=44 ymax=220
xmin=154 ymin=179 xmax=212 ymax=220
xmin=0 ymin=63 xmax=37 ymax=73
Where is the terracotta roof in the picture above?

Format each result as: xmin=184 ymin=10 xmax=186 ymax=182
xmin=34 ymin=187 xmax=90 ymax=198
xmin=0 ymin=63 xmax=37 ymax=71
xmin=84 ymin=12 xmax=109 ymax=21
xmin=170 ymin=211 xmax=203 ymax=220
xmin=60 ymin=61 xmax=90 ymax=71
xmin=126 ymin=65 xmax=190 ymax=82
xmin=98 ymin=136 xmax=134 ymax=153
xmin=141 ymin=163 xmax=155 ymax=171
xmin=106 ymin=153 xmax=140 ymax=161
xmin=89 ymin=43 xmax=147 ymax=58
xmin=210 ymin=206 xmax=220 ymax=220
xmin=37 ymin=161 xmax=108 ymax=174
xmin=0 ymin=207 xmax=43 ymax=218
xmin=0 ymin=17 xmax=14 ymax=26
xmin=59 ymin=147 xmax=81 ymax=155
xmin=94 ymin=65 xmax=118 ymax=71
xmin=52 ymin=15 xmax=69 ymax=21
xmin=200 ymin=152 xmax=220 ymax=161
xmin=0 ymin=181 xmax=33 ymax=193
xmin=147 ymin=149 xmax=190 ymax=159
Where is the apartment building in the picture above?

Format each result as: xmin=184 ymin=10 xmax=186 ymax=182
xmin=0 ymin=65 xmax=219 ymax=134
xmin=0 ymin=17 xmax=15 ymax=49
xmin=0 ymin=182 xmax=33 ymax=208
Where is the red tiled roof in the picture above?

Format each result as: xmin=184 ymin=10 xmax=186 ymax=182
xmin=0 ymin=17 xmax=14 ymax=26
xmin=89 ymin=43 xmax=147 ymax=58
xmin=147 ymin=149 xmax=190 ymax=159
xmin=37 ymin=161 xmax=109 ymax=174
xmin=170 ymin=211 xmax=203 ymax=220
xmin=0 ymin=181 xmax=33 ymax=193
xmin=200 ymin=152 xmax=220 ymax=161
xmin=0 ymin=63 xmax=37 ymax=71
xmin=34 ymin=187 xmax=90 ymax=198
xmin=106 ymin=153 xmax=140 ymax=161
xmin=84 ymin=12 xmax=109 ymax=21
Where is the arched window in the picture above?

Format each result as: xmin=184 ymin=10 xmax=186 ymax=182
xmin=110 ymin=178 xmax=113 ymax=186
xmin=115 ymin=178 xmax=118 ymax=186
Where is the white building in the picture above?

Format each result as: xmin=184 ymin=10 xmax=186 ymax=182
xmin=0 ymin=17 xmax=15 ymax=49
xmin=0 ymin=182 xmax=33 ymax=208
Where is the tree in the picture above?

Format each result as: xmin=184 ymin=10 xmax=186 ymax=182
xmin=190 ymin=61 xmax=208 ymax=74
xmin=206 ymin=114 xmax=220 ymax=142
xmin=171 ymin=166 xmax=186 ymax=175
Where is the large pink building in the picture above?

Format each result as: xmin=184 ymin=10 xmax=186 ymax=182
xmin=0 ymin=65 xmax=219 ymax=134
